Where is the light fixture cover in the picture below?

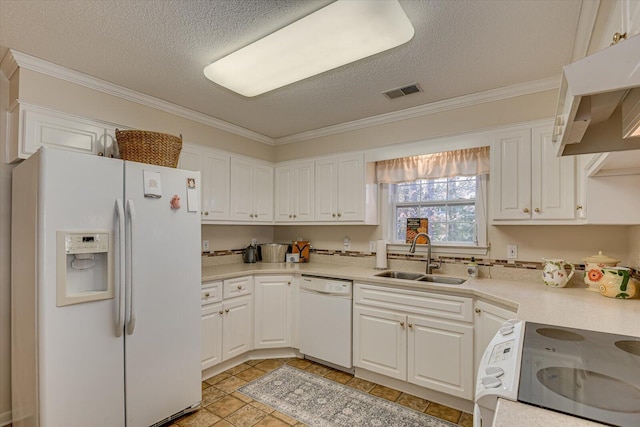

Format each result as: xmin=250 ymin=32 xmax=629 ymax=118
xmin=203 ymin=0 xmax=414 ymax=97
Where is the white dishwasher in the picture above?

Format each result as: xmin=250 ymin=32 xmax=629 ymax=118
xmin=298 ymin=275 xmax=353 ymax=370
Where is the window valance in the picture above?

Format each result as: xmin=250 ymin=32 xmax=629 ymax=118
xmin=375 ymin=146 xmax=490 ymax=184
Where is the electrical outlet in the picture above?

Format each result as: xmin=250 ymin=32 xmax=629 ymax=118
xmin=251 ymin=238 xmax=257 ymax=246
xmin=507 ymin=245 xmax=518 ymax=259
xmin=202 ymin=240 xmax=210 ymax=252
xmin=343 ymin=236 xmax=351 ymax=251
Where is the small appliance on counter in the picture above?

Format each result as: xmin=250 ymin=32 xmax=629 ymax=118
xmin=243 ymin=243 xmax=259 ymax=263
xmin=292 ymin=240 xmax=310 ymax=263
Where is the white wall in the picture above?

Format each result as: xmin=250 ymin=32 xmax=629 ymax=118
xmin=201 ymin=225 xmax=274 ymax=252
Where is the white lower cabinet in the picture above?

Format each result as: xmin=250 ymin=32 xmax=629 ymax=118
xmin=473 ymin=300 xmax=517 ymax=378
xmin=201 ymin=278 xmax=253 ymax=370
xmin=353 ymin=283 xmax=474 ymax=400
xmin=253 ymin=275 xmax=293 ymax=349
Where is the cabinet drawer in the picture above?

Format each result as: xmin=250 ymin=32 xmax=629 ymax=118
xmin=202 ymin=281 xmax=223 ymax=305
xmin=354 ymin=283 xmax=472 ymax=322
xmin=223 ymin=276 xmax=254 ymax=299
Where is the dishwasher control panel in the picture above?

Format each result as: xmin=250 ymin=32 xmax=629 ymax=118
xmin=300 ymin=276 xmax=352 ymax=296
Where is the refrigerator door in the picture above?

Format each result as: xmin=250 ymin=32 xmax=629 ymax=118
xmin=123 ymin=161 xmax=201 ymax=426
xmin=35 ymin=148 xmax=125 ymax=426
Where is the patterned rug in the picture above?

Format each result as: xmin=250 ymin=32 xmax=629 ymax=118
xmin=238 ymin=365 xmax=458 ymax=427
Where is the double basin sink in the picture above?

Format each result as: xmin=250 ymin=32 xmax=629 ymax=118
xmin=374 ymin=270 xmax=466 ymax=285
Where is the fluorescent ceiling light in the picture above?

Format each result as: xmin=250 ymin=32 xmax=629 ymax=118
xmin=203 ymin=0 xmax=414 ymax=97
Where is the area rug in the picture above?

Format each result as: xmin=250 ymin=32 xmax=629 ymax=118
xmin=238 ymin=365 xmax=458 ymax=427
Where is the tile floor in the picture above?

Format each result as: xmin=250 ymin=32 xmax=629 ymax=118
xmin=170 ymin=358 xmax=473 ymax=427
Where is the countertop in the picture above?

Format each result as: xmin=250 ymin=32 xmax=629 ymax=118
xmin=202 ymin=262 xmax=640 ymax=427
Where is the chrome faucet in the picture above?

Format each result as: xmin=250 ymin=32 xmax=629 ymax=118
xmin=409 ymin=232 xmax=435 ymax=274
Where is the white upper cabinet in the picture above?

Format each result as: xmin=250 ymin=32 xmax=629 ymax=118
xmin=275 ymin=161 xmax=314 ymax=223
xmin=491 ymin=124 xmax=579 ymax=224
xmin=7 ymin=103 xmax=119 ymax=163
xmin=179 ymin=144 xmax=230 ymax=221
xmin=315 ymin=153 xmax=376 ymax=223
xmin=230 ymin=157 xmax=274 ymax=222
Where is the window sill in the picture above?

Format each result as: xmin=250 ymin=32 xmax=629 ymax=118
xmin=386 ymin=243 xmax=489 ymax=257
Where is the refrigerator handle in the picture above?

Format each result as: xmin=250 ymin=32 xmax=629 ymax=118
xmin=126 ymin=199 xmax=137 ymax=335
xmin=116 ymin=199 xmax=126 ymax=337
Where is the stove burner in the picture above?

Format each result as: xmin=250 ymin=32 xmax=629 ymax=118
xmin=615 ymin=340 xmax=640 ymax=357
xmin=536 ymin=327 xmax=585 ymax=341
xmin=537 ymin=367 xmax=640 ymax=413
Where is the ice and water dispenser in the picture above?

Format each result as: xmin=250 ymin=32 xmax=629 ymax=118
xmin=56 ymin=231 xmax=113 ymax=306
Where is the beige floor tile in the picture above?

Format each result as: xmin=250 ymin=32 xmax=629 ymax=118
xmin=231 ymin=391 xmax=254 ymax=403
xmin=324 ymin=370 xmax=353 ymax=384
xmin=215 ymin=376 xmax=248 ymax=393
xmin=202 ymin=386 xmax=228 ymax=406
xmin=304 ymin=363 xmax=331 ymax=376
xmin=345 ymin=377 xmax=376 ymax=393
xmin=250 ymin=400 xmax=275 ymax=413
xmin=245 ymin=359 xmax=263 ymax=366
xmin=225 ymin=363 xmax=251 ymax=376
xmin=224 ymin=405 xmax=269 ymax=427
xmin=458 ymin=412 xmax=474 ymax=427
xmin=206 ymin=395 xmax=247 ymax=418
xmin=202 ymin=381 xmax=210 ymax=390
xmin=212 ymin=420 xmax=234 ymax=427
xmin=368 ymin=384 xmax=402 ymax=402
xmin=235 ymin=367 xmax=267 ymax=382
xmin=253 ymin=359 xmax=285 ymax=372
xmin=271 ymin=410 xmax=298 ymax=425
xmin=206 ymin=372 xmax=232 ymax=385
xmin=252 ymin=415 xmax=291 ymax=427
xmin=396 ymin=393 xmax=430 ymax=412
xmin=425 ymin=402 xmax=462 ymax=423
xmin=285 ymin=358 xmax=313 ymax=370
xmin=175 ymin=408 xmax=221 ymax=427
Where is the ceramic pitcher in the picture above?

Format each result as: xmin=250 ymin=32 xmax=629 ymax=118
xmin=542 ymin=258 xmax=575 ymax=288
xmin=599 ymin=267 xmax=637 ymax=299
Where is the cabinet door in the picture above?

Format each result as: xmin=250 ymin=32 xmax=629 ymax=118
xmin=203 ymin=151 xmax=230 ymax=220
xmin=229 ymin=157 xmax=254 ymax=220
xmin=407 ymin=315 xmax=473 ymax=399
xmin=353 ymin=306 xmax=406 ymax=380
xmin=531 ymin=126 xmax=576 ymax=220
xmin=253 ymin=164 xmax=274 ymax=222
xmin=201 ymin=303 xmax=223 ymax=369
xmin=491 ymin=129 xmax=532 ymax=220
xmin=294 ymin=161 xmax=315 ymax=221
xmin=473 ymin=301 xmax=516 ymax=377
xmin=337 ymin=154 xmax=364 ymax=221
xmin=314 ymin=158 xmax=338 ymax=221
xmin=275 ymin=165 xmax=295 ymax=222
xmin=253 ymin=276 xmax=292 ymax=349
xmin=222 ymin=296 xmax=253 ymax=361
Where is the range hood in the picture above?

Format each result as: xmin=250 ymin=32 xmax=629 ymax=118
xmin=552 ymin=34 xmax=640 ymax=156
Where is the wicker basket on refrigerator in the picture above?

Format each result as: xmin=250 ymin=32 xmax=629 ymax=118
xmin=115 ymin=129 xmax=182 ymax=168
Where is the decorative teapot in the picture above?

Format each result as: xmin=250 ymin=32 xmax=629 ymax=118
xmin=599 ymin=267 xmax=637 ymax=299
xmin=542 ymin=258 xmax=575 ymax=288
xmin=583 ymin=251 xmax=620 ymax=292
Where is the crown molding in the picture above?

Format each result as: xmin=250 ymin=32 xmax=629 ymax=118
xmin=274 ymin=76 xmax=560 ymax=145
xmin=8 ymin=49 xmax=275 ymax=146
xmin=0 ymin=48 xmax=18 ymax=79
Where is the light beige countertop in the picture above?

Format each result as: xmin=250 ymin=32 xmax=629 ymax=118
xmin=202 ymin=261 xmax=640 ymax=427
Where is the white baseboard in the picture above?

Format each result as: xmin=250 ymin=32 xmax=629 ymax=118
xmin=0 ymin=409 xmax=12 ymax=426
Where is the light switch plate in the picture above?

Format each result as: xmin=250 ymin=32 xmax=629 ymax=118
xmin=507 ymin=245 xmax=518 ymax=259
xmin=202 ymin=240 xmax=210 ymax=252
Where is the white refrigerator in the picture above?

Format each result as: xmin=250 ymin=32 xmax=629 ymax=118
xmin=11 ymin=147 xmax=202 ymax=427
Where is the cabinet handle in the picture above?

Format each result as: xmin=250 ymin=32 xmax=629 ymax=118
xmin=224 ymin=309 xmax=230 ymax=313
xmin=289 ymin=215 xmax=292 ymax=218
xmin=204 ymin=292 xmax=210 ymax=297
xmin=332 ymin=213 xmax=336 ymax=218
xmin=237 ymin=285 xmax=243 ymax=290
xmin=293 ymin=214 xmax=297 ymax=218
xmin=287 ymin=281 xmax=291 ymax=286
xmin=98 ymin=152 xmax=104 ymax=157
xmin=337 ymin=213 xmax=342 ymax=218
xmin=475 ymin=308 xmax=482 ymax=314
xmin=400 ymin=321 xmax=405 ymax=328
xmin=204 ymin=212 xmax=209 ymax=216
xmin=218 ymin=310 xmax=224 ymax=315
xmin=408 ymin=323 xmax=413 ymax=328
xmin=523 ymin=208 xmax=530 ymax=213
xmin=534 ymin=208 xmax=540 ymax=213
xmin=576 ymin=205 xmax=583 ymax=211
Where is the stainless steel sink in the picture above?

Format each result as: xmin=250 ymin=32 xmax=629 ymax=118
xmin=416 ymin=275 xmax=466 ymax=285
xmin=374 ymin=271 xmax=425 ymax=280
xmin=374 ymin=270 xmax=466 ymax=285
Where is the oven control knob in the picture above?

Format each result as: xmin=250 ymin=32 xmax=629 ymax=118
xmin=485 ymin=367 xmax=505 ymax=377
xmin=481 ymin=376 xmax=502 ymax=388
xmin=499 ymin=325 xmax=514 ymax=336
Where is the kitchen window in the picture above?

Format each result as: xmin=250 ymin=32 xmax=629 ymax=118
xmin=376 ymin=147 xmax=489 ymax=254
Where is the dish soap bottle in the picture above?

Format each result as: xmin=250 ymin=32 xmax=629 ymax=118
xmin=467 ymin=257 xmax=478 ymax=278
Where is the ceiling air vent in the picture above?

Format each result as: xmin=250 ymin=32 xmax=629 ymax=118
xmin=383 ymin=83 xmax=422 ymax=100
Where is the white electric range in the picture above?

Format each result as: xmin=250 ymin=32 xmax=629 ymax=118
xmin=475 ymin=320 xmax=640 ymax=427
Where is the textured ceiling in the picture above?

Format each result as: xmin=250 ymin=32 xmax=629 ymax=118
xmin=0 ymin=0 xmax=584 ymax=141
